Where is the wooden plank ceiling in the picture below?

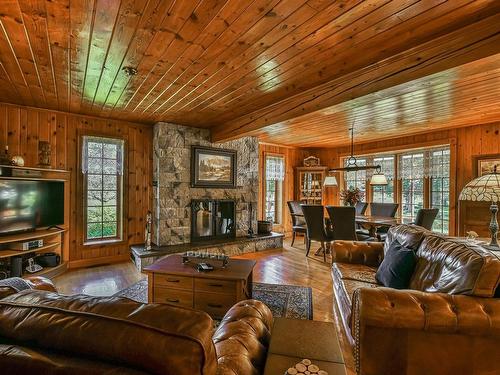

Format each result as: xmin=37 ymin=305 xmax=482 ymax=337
xmin=255 ymin=52 xmax=500 ymax=147
xmin=0 ymin=0 xmax=499 ymax=146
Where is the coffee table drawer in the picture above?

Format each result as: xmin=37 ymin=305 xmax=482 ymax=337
xmin=194 ymin=292 xmax=236 ymax=319
xmin=154 ymin=287 xmax=193 ymax=308
xmin=195 ymin=278 xmax=236 ymax=295
xmin=154 ymin=274 xmax=193 ymax=290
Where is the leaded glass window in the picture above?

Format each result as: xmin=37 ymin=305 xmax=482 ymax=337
xmin=265 ymin=155 xmax=284 ymax=224
xmin=82 ymin=136 xmax=124 ymax=242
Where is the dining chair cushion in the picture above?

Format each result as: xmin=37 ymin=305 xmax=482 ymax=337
xmin=375 ymin=240 xmax=417 ymax=289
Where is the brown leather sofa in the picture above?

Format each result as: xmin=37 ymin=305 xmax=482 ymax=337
xmin=331 ymin=224 xmax=500 ymax=375
xmin=0 ymin=277 xmax=273 ymax=375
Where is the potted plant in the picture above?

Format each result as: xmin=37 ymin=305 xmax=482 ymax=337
xmin=340 ymin=187 xmax=364 ymax=207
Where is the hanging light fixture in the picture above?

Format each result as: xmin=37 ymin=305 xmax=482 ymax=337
xmin=329 ymin=126 xmax=388 ymax=186
xmin=323 ymin=175 xmax=338 ymax=187
xmin=370 ymin=166 xmax=388 ymax=186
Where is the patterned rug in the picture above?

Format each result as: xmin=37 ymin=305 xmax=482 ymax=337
xmin=114 ymin=279 xmax=313 ymax=320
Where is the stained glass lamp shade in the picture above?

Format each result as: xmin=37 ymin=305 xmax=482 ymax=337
xmin=459 ymin=166 xmax=500 ymax=250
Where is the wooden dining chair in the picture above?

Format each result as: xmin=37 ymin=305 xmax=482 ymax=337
xmin=413 ymin=208 xmax=439 ymax=230
xmin=369 ymin=202 xmax=399 ymax=217
xmin=325 ymin=206 xmax=357 ymax=241
xmin=287 ymin=201 xmax=307 ymax=247
xmin=368 ymin=202 xmax=400 ymax=240
xmin=355 ymin=201 xmax=368 ymax=216
xmin=301 ymin=205 xmax=333 ymax=262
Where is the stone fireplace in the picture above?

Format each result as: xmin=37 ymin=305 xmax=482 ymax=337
xmin=191 ymin=199 xmax=236 ymax=242
xmin=152 ymin=123 xmax=259 ymax=246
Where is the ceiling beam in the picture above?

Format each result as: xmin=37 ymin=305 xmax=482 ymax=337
xmin=210 ymin=14 xmax=500 ymax=142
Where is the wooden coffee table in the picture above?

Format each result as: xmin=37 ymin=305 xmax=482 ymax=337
xmin=143 ymin=254 xmax=255 ymax=319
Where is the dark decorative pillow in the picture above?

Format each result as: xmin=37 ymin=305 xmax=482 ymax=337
xmin=376 ymin=240 xmax=417 ymax=289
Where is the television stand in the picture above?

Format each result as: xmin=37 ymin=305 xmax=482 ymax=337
xmin=47 ymin=225 xmax=64 ymax=231
xmin=0 ymin=228 xmax=67 ymax=279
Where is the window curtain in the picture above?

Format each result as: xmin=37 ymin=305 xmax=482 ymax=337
xmin=397 ymin=147 xmax=450 ymax=179
xmin=81 ymin=136 xmax=125 ymax=175
xmin=342 ymin=146 xmax=450 ymax=181
xmin=266 ymin=156 xmax=285 ymax=181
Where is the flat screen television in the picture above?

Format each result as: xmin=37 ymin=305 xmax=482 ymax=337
xmin=0 ymin=179 xmax=64 ymax=236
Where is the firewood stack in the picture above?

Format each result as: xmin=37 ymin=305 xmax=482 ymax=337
xmin=285 ymin=359 xmax=328 ymax=375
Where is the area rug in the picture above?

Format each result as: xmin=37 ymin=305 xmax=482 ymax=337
xmin=114 ymin=279 xmax=313 ymax=320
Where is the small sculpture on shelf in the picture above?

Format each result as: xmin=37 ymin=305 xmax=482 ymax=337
xmin=144 ymin=211 xmax=152 ymax=251
xmin=0 ymin=146 xmax=12 ymax=165
xmin=11 ymin=155 xmax=25 ymax=167
xmin=38 ymin=141 xmax=51 ymax=167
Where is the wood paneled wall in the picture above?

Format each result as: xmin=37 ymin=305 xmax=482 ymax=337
xmin=0 ymin=102 xmax=153 ymax=268
xmin=258 ymin=143 xmax=301 ymax=235
xmin=296 ymin=123 xmax=500 ymax=237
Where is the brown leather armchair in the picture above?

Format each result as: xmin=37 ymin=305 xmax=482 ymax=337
xmin=331 ymin=224 xmax=500 ymax=375
xmin=0 ymin=277 xmax=273 ymax=375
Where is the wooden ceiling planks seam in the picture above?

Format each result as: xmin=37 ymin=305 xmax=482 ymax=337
xmin=0 ymin=0 xmax=497 ymax=149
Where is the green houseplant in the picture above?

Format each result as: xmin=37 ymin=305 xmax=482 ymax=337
xmin=340 ymin=187 xmax=364 ymax=207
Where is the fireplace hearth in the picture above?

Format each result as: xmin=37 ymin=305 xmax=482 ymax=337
xmin=191 ymin=199 xmax=236 ymax=242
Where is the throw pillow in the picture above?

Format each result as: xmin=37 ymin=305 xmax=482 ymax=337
xmin=376 ymin=240 xmax=417 ymax=289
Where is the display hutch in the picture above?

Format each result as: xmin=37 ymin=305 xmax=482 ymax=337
xmin=0 ymin=165 xmax=70 ymax=279
xmin=295 ymin=166 xmax=328 ymax=205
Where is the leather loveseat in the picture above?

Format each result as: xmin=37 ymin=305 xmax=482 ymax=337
xmin=0 ymin=277 xmax=273 ymax=375
xmin=331 ymin=224 xmax=500 ymax=375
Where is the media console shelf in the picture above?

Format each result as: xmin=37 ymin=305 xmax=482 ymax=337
xmin=0 ymin=165 xmax=70 ymax=280
xmin=0 ymin=228 xmax=68 ymax=279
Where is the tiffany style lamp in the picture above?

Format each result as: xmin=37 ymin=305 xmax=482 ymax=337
xmin=459 ymin=165 xmax=500 ymax=250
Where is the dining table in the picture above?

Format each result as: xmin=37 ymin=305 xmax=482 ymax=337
xmin=295 ymin=212 xmax=407 ymax=242
xmin=355 ymin=215 xmax=407 ymax=238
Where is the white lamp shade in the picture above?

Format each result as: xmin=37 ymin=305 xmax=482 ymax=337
xmin=459 ymin=173 xmax=500 ymax=202
xmin=370 ymin=173 xmax=388 ymax=186
xmin=324 ymin=176 xmax=338 ymax=186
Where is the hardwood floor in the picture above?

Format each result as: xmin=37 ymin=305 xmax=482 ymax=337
xmin=54 ymin=236 xmax=334 ymax=321
xmin=54 ymin=261 xmax=144 ymax=296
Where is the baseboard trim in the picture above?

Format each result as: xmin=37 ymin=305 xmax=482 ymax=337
xmin=68 ymin=254 xmax=130 ymax=269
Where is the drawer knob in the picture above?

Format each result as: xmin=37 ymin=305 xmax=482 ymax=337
xmin=208 ymin=284 xmax=223 ymax=287
xmin=166 ymin=298 xmax=180 ymax=303
xmin=208 ymin=303 xmax=223 ymax=308
xmin=166 ymin=279 xmax=180 ymax=283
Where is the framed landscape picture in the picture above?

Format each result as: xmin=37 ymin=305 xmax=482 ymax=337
xmin=191 ymin=146 xmax=237 ymax=188
xmin=475 ymin=154 xmax=500 ymax=177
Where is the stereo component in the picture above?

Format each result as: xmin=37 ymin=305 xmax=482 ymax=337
xmin=10 ymin=239 xmax=44 ymax=251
